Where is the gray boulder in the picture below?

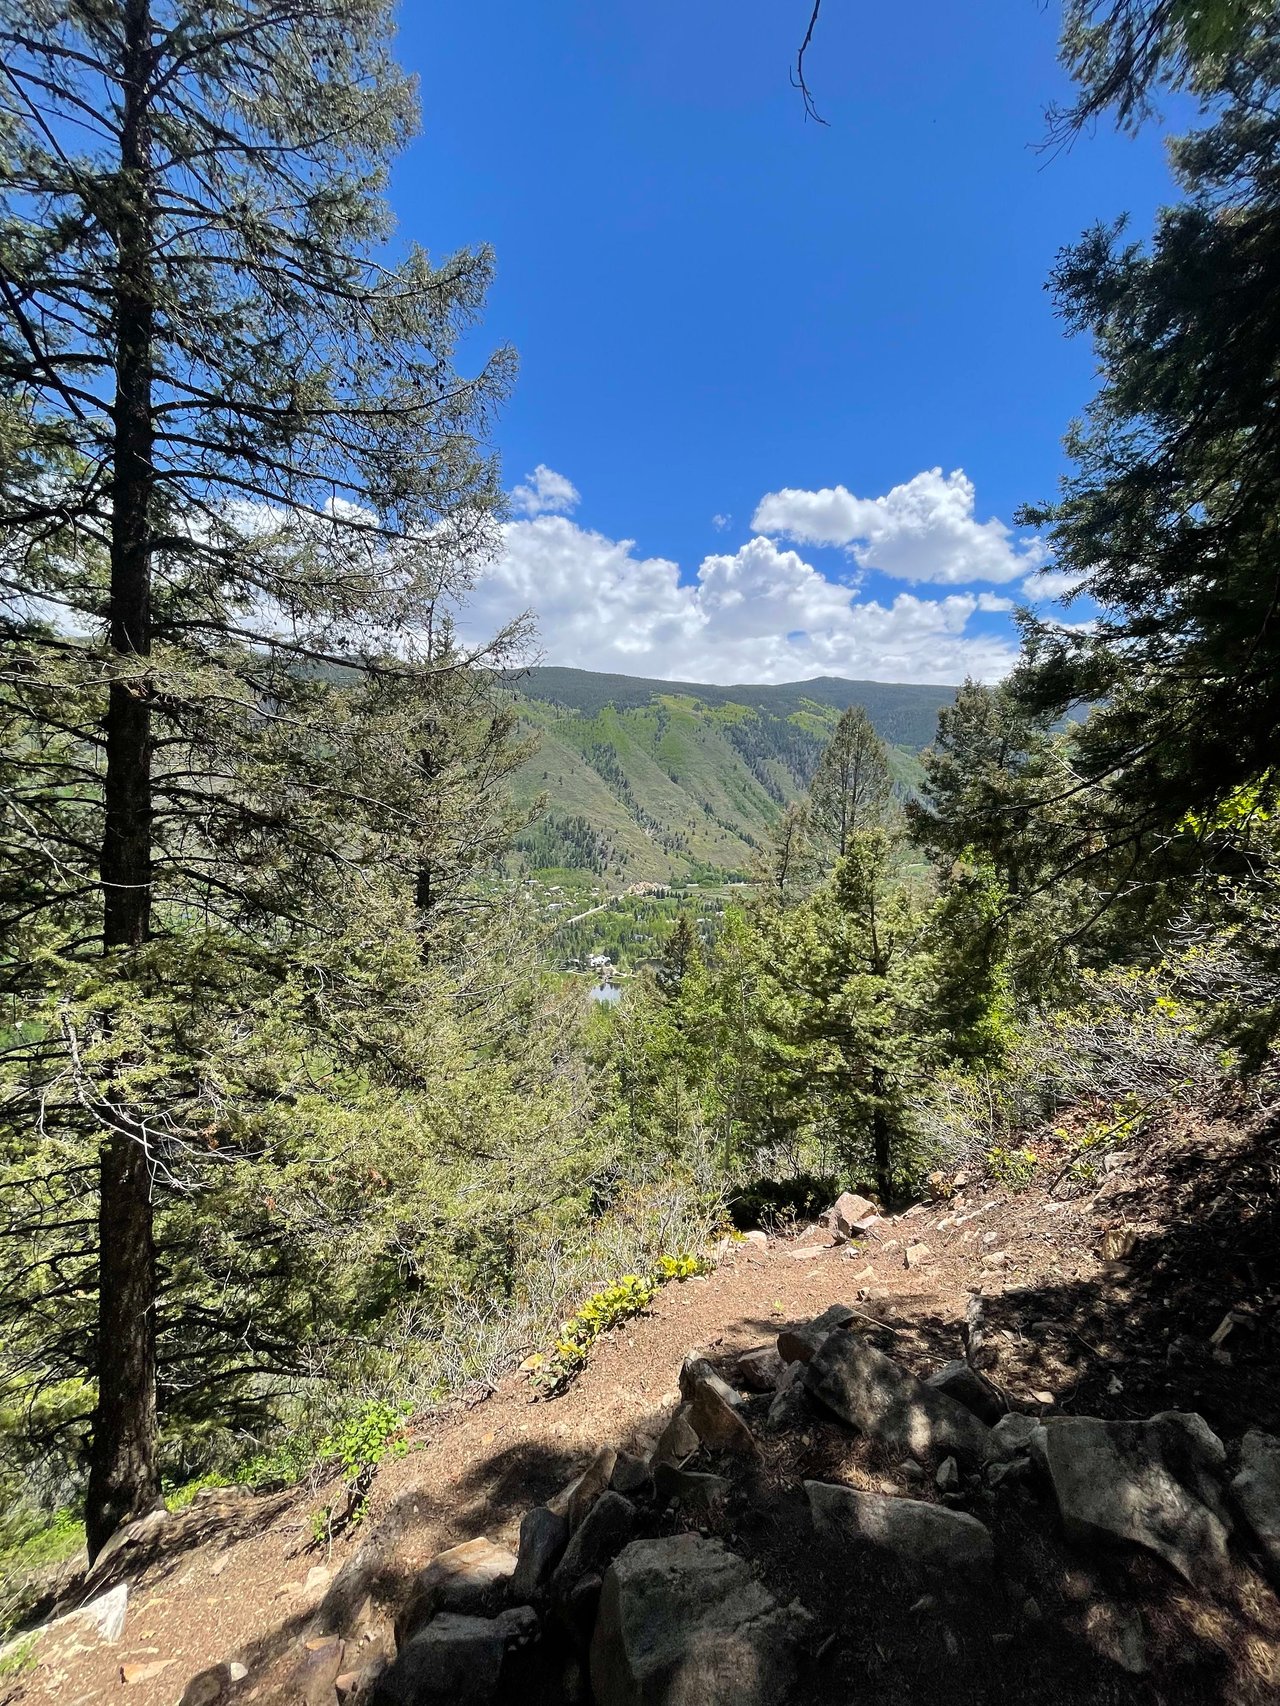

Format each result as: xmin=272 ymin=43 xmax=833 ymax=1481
xmin=652 ymin=1463 xmax=730 ymax=1512
xmin=1231 ymin=1430 xmax=1280 ymax=1583
xmin=777 ymin=1303 xmax=855 ymax=1365
xmin=395 ymin=1537 xmax=516 ymax=1646
xmin=1037 ymin=1412 xmax=1231 ymax=1587
xmin=806 ymin=1480 xmax=995 ymax=1584
xmin=735 ymin=1346 xmax=785 ymax=1392
xmin=678 ymin=1355 xmax=742 ymax=1408
xmin=549 ymin=1447 xmax=618 ymax=1530
xmin=509 ymin=1505 xmax=569 ymax=1603
xmin=372 ymin=1607 xmax=538 ymax=1706
xmin=925 ymin=1361 xmax=1007 ymax=1427
xmin=686 ymin=1376 xmax=759 ymax=1456
xmin=551 ymin=1492 xmax=636 ymax=1602
xmin=590 ymin=1535 xmax=810 ymax=1706
xmin=653 ymin=1405 xmax=700 ymax=1465
xmin=805 ymin=1333 xmax=993 ymax=1464
xmin=987 ymin=1412 xmax=1039 ymax=1459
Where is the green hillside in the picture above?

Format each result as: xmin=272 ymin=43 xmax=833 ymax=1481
xmin=502 ymin=668 xmax=955 ymax=883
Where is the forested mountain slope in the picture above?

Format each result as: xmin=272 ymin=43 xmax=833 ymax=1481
xmin=503 ymin=669 xmax=954 ymax=882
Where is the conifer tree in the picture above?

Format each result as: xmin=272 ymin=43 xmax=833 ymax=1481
xmin=0 ymin=0 xmax=516 ymax=1554
xmin=808 ymin=706 xmax=893 ymax=859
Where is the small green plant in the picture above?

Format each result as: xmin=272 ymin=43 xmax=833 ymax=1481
xmin=987 ymin=1144 xmax=1037 ymax=1190
xmin=527 ymin=1252 xmax=714 ymax=1397
xmin=310 ymin=1401 xmax=410 ymax=1546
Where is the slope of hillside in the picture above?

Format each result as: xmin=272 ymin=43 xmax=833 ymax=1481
xmin=503 ymin=669 xmax=953 ymax=883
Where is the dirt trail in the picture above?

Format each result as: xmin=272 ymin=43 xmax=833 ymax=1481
xmin=12 ymin=1100 xmax=1280 ymax=1705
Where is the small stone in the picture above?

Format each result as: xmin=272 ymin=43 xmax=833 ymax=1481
xmin=925 ymin=1361 xmax=1007 ymax=1427
xmin=122 ymin=1660 xmax=172 ymax=1685
xmin=548 ymin=1448 xmax=618 ymax=1531
xmin=509 ymin=1506 xmax=569 ymax=1603
xmin=179 ymin=1665 xmax=234 ymax=1706
xmin=777 ymin=1304 xmax=855 ymax=1365
xmin=687 ymin=1377 xmax=759 ymax=1456
xmin=742 ymin=1230 xmax=768 ymax=1249
xmin=898 ymin=1460 xmax=926 ymax=1483
xmin=935 ymin=1456 xmax=960 ymax=1493
xmin=988 ymin=1412 xmax=1039 ymax=1458
xmin=304 ymin=1564 xmax=332 ymax=1595
xmin=653 ymin=1403 xmax=700 ymax=1464
xmin=736 ymin=1345 xmax=785 ymax=1392
xmin=904 ymin=1243 xmax=931 ymax=1269
xmin=787 ymin=1244 xmax=826 ymax=1261
xmin=653 ymin=1463 xmax=731 ymax=1512
xmin=551 ymin=1493 xmax=635 ymax=1604
xmin=610 ymin=1452 xmax=653 ymax=1498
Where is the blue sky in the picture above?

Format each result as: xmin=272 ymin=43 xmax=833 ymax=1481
xmin=392 ymin=1 xmax=1186 ymax=684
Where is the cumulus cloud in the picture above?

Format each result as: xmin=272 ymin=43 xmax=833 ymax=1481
xmin=711 ymin=513 xmax=731 ymax=531
xmin=509 ymin=463 xmax=580 ymax=518
xmin=751 ymin=467 xmax=1047 ymax=586
xmin=461 ymin=515 xmax=1018 ymax=685
xmin=1022 ymin=566 xmax=1087 ymax=602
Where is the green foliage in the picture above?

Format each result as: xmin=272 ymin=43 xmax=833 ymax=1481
xmin=986 ymin=1145 xmax=1039 ymax=1190
xmin=527 ymin=1253 xmax=713 ymax=1397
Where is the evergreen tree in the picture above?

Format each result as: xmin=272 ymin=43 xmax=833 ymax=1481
xmin=656 ymin=913 xmax=701 ymax=999
xmin=808 ymin=706 xmax=893 ymax=859
xmin=1017 ymin=20 xmax=1280 ymax=850
xmin=0 ymin=0 xmax=516 ymax=1554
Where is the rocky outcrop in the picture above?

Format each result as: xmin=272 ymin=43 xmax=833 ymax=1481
xmin=589 ymin=1535 xmax=810 ymax=1706
xmin=395 ymin=1537 xmax=516 ymax=1646
xmin=776 ymin=1303 xmax=855 ymax=1365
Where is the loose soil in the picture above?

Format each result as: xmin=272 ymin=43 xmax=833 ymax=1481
xmin=9 ymin=1099 xmax=1280 ymax=1705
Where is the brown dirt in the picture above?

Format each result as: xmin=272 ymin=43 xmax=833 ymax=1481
xmin=9 ymin=1098 xmax=1280 ymax=1705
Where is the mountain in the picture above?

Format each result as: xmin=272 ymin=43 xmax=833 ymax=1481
xmin=501 ymin=667 xmax=956 ymax=884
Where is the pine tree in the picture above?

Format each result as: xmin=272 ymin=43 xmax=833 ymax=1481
xmin=0 ymin=0 xmax=516 ymax=1555
xmin=808 ymin=707 xmax=893 ymax=859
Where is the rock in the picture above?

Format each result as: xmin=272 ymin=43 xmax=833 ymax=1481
xmin=935 ymin=1456 xmax=960 ymax=1494
xmin=121 ymin=1660 xmax=172 ymax=1685
xmin=563 ymin=1572 xmax=603 ymax=1642
xmin=806 ymin=1481 xmax=994 ymax=1584
xmin=611 ymin=1453 xmax=654 ymax=1498
xmin=510 ymin=1506 xmax=569 ymax=1603
xmin=926 ymin=1361 xmax=1007 ymax=1427
xmin=1037 ymin=1412 xmax=1232 ymax=1587
xmin=1080 ymin=1601 xmax=1147 ymax=1674
xmin=826 ymin=1192 xmax=877 ymax=1239
xmin=1231 ymin=1430 xmax=1280 ymax=1583
xmin=904 ymin=1242 xmax=931 ymax=1269
xmin=805 ymin=1332 xmax=993 ymax=1464
xmin=549 ymin=1448 xmax=618 ymax=1530
xmin=653 ymin=1404 xmax=700 ymax=1464
xmin=988 ymin=1412 xmax=1039 ymax=1459
xmin=285 ymin=1635 xmax=345 ymax=1706
xmin=550 ymin=1493 xmax=636 ymax=1602
xmin=678 ymin=1356 xmax=741 ymax=1408
xmin=305 ymin=1564 xmax=333 ymax=1595
xmin=787 ymin=1244 xmax=827 ymax=1261
xmin=653 ymin=1463 xmax=730 ymax=1511
xmin=686 ymin=1377 xmax=760 ymax=1456
xmin=590 ymin=1535 xmax=810 ymax=1706
xmin=742 ymin=1230 xmax=768 ymax=1249
xmin=179 ymin=1664 xmax=236 ymax=1706
xmin=56 ymin=1581 xmax=129 ymax=1647
xmin=372 ymin=1608 xmax=538 ymax=1706
xmin=777 ymin=1304 xmax=855 ymax=1365
xmin=735 ymin=1345 xmax=785 ymax=1392
xmin=395 ymin=1537 xmax=517 ymax=1646
xmin=765 ymin=1359 xmax=808 ymax=1432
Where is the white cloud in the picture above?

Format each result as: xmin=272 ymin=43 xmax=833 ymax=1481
xmin=509 ymin=463 xmax=580 ymax=518
xmin=711 ymin=513 xmax=731 ymax=531
xmin=461 ymin=516 xmax=1018 ymax=685
xmin=1022 ymin=567 xmax=1087 ymax=602
xmin=751 ymin=467 xmax=1047 ymax=586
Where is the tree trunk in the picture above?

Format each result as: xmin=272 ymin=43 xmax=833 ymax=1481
xmin=86 ymin=0 xmax=160 ymax=1561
